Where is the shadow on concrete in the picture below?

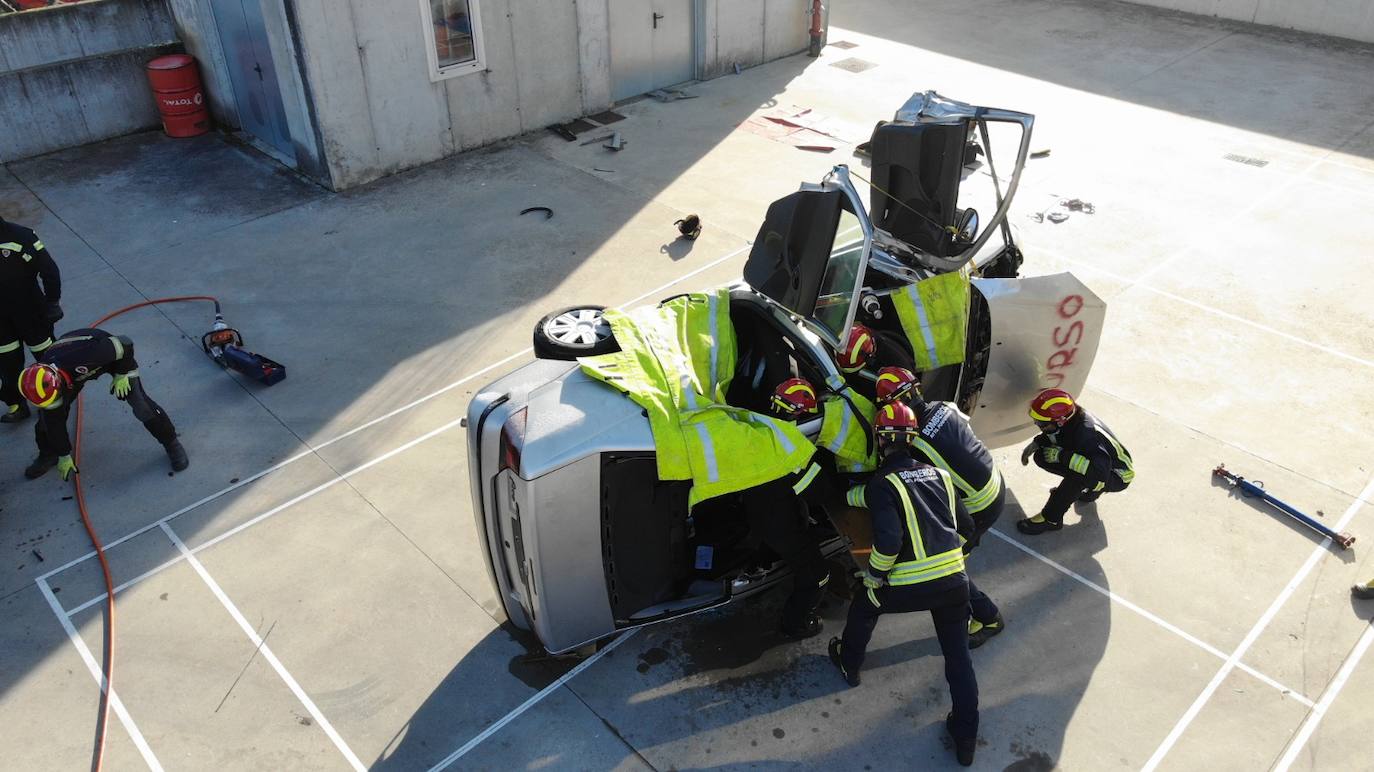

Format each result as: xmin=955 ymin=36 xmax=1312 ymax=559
xmin=835 ymin=0 xmax=1374 ymax=161
xmin=0 ymin=50 xmax=822 ymax=763
xmin=375 ymin=485 xmax=1114 ymax=769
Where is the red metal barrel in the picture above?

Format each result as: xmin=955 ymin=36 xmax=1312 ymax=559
xmin=145 ymin=55 xmax=210 ymax=138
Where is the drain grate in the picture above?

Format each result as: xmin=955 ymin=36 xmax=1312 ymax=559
xmin=830 ymin=40 xmax=859 ymax=49
xmin=831 ymin=57 xmax=877 ymax=73
xmin=1223 ymin=153 xmax=1269 ymax=168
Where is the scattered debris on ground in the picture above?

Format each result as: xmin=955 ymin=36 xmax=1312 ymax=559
xmin=649 ymin=88 xmax=698 ymax=102
xmin=741 ymin=106 xmax=863 ymax=151
xmin=675 ymin=214 xmax=702 ymax=240
xmin=1029 ymin=194 xmax=1097 ymax=224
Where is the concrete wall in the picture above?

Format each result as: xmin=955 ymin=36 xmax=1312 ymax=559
xmin=1124 ymin=0 xmax=1374 ymax=44
xmin=285 ymin=0 xmax=810 ymax=189
xmin=162 ymin=0 xmax=238 ymax=126
xmin=284 ymin=0 xmax=597 ymax=189
xmin=699 ymin=0 xmax=810 ymax=80
xmin=0 ymin=0 xmax=180 ymax=162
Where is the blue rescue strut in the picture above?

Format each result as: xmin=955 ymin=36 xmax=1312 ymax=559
xmin=1213 ymin=464 xmax=1356 ymax=549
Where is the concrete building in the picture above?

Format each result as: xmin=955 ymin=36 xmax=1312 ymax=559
xmin=7 ymin=0 xmax=1370 ymax=185
xmin=165 ymin=0 xmax=822 ymax=189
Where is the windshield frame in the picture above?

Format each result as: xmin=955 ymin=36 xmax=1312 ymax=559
xmin=802 ymin=165 xmax=873 ymax=352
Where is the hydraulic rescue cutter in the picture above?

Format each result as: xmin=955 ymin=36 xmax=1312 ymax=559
xmin=1213 ymin=464 xmax=1355 ymax=549
xmin=202 ymin=310 xmax=286 ymax=386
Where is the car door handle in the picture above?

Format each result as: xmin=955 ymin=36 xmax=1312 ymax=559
xmin=652 ymin=12 xmax=664 ymax=29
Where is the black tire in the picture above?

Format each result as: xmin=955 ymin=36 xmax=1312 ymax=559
xmin=532 ymin=305 xmax=620 ymax=360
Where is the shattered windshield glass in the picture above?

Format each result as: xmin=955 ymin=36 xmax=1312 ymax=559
xmin=812 ymin=208 xmax=864 ymax=341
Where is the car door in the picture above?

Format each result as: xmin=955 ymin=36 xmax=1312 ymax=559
xmin=968 ymin=273 xmax=1106 ymax=446
xmin=743 ymin=173 xmax=874 ymax=351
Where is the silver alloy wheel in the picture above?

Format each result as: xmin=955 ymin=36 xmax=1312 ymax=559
xmin=543 ymin=308 xmax=611 ymax=347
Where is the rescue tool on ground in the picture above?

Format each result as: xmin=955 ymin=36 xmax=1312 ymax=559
xmin=21 ymin=294 xmax=283 ymax=772
xmin=1212 ymin=464 xmax=1356 ymax=549
xmin=202 ymin=307 xmax=287 ymax=386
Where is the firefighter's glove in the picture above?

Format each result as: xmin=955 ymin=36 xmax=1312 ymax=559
xmin=1020 ymin=441 xmax=1037 ymax=466
xmin=1041 ymin=446 xmax=1061 ymax=465
xmin=44 ymin=302 xmax=64 ymax=324
xmin=110 ymin=373 xmax=133 ymax=400
xmin=854 ymin=569 xmax=886 ymax=590
xmin=57 ymin=455 xmax=78 ymax=481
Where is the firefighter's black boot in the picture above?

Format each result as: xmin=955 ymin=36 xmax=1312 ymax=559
xmin=164 ymin=440 xmax=188 ymax=472
xmin=1353 ymin=582 xmax=1374 ymax=600
xmin=25 ymin=454 xmax=57 ymax=479
xmin=2 ymin=402 xmax=30 ymax=424
xmin=828 ymin=638 xmax=860 ymax=687
xmin=968 ymin=613 xmax=1005 ymax=649
xmin=1016 ymin=516 xmax=1063 ymax=535
xmin=947 ymin=713 xmax=976 ymax=766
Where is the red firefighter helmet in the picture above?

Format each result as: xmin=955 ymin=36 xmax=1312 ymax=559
xmin=19 ymin=363 xmax=69 ymax=408
xmin=1028 ymin=387 xmax=1077 ymax=427
xmin=838 ymin=323 xmax=877 ymax=373
xmin=875 ymin=366 xmax=920 ymax=405
xmin=874 ymin=401 xmax=919 ymax=444
xmin=770 ymin=377 xmax=819 ymax=418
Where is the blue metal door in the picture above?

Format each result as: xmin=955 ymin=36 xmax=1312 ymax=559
xmin=210 ymin=0 xmax=293 ymax=158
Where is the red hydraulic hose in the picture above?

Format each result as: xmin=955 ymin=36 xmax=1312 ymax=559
xmin=71 ymin=295 xmax=218 ymax=772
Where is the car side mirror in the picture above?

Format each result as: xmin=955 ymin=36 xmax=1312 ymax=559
xmin=954 ymin=208 xmax=979 ymax=246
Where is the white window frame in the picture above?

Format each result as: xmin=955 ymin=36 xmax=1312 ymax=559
xmin=419 ymin=0 xmax=487 ymax=81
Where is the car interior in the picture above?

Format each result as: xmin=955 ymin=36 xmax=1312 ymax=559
xmin=597 ymin=298 xmax=851 ymax=627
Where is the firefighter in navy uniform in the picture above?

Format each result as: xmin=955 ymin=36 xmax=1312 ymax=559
xmin=18 ymin=328 xmax=188 ymax=481
xmin=875 ymin=366 xmax=1005 ymax=648
xmin=1016 ymin=388 xmax=1134 ymax=535
xmin=0 ymin=216 xmax=63 ymax=424
xmin=828 ymin=401 xmax=981 ymax=767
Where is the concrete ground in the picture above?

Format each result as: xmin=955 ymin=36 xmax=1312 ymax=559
xmin=3 ymin=0 xmax=1374 ymax=768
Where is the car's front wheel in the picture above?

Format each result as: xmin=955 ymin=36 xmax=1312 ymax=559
xmin=532 ymin=305 xmax=620 ymax=360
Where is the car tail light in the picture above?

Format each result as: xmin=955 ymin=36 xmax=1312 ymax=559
xmin=499 ymin=408 xmax=528 ymax=473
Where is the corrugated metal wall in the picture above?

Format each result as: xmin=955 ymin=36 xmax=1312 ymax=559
xmin=0 ymin=0 xmax=180 ymax=162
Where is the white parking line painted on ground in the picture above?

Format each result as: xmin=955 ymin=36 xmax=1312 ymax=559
xmin=989 ymin=529 xmax=1314 ymax=707
xmin=1274 ymin=619 xmax=1374 ymax=770
xmin=38 ymin=242 xmax=753 ymax=585
xmin=36 ymin=579 xmax=165 ymax=772
xmin=426 ymin=629 xmax=638 ymax=771
xmin=1045 ymin=249 xmax=1374 ymax=372
xmin=1141 ymin=474 xmax=1374 ymax=771
xmin=35 ymin=350 xmax=530 ymax=586
xmin=159 ymin=523 xmax=366 ymax=771
xmin=63 ymin=415 xmax=467 ymax=616
xmin=1126 ymin=151 xmax=1334 ymax=289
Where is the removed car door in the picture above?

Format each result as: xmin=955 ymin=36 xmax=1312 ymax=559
xmin=969 ymin=272 xmax=1106 ymax=445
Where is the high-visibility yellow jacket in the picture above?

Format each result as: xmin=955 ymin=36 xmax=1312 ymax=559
xmin=817 ymin=391 xmax=877 ymax=473
xmin=581 ymin=290 xmax=815 ymax=507
xmin=891 ymin=267 xmax=971 ymax=371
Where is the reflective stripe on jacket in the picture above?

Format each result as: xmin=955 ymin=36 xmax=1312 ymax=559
xmin=862 ymin=460 xmax=967 ymax=587
xmin=818 ymin=391 xmax=877 ymax=473
xmin=1045 ymin=408 xmax=1134 ymax=486
xmin=580 ymin=289 xmax=815 ymax=507
xmin=891 ymin=267 xmax=970 ymax=371
xmin=909 ymin=401 xmax=1002 ymax=513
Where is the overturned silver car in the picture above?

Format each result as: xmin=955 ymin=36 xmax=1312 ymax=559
xmin=466 ymin=92 xmax=1106 ymax=654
